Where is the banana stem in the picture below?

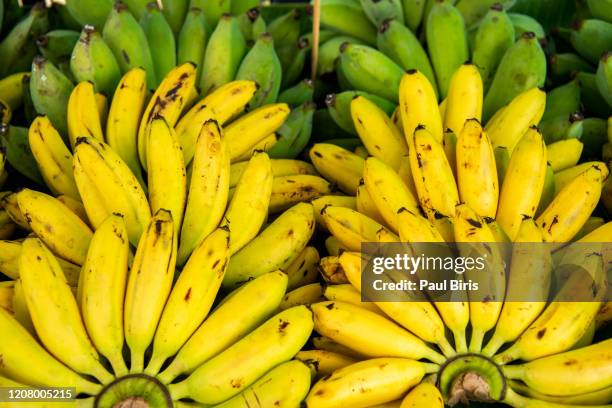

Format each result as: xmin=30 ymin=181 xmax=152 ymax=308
xmin=92 ymin=364 xmax=115 ymax=386
xmin=144 ymin=354 xmax=166 ymax=377
xmin=469 ymin=329 xmax=485 ymax=353
xmin=168 ymin=380 xmax=190 ymax=401
xmin=130 ymin=349 xmax=145 ymax=374
xmin=453 ymin=329 xmax=468 ymax=354
xmin=423 ymin=363 xmax=440 ymax=374
xmin=502 ymin=388 xmax=529 ymax=408
xmin=500 ymin=364 xmax=524 ymax=380
xmin=481 ymin=334 xmax=505 ymax=358
xmin=109 ymin=354 xmax=129 ymax=378
xmin=438 ymin=337 xmax=457 ymax=358
xmin=76 ymin=379 xmax=103 ymax=396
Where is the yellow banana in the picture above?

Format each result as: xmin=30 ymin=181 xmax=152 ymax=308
xmin=230 ymin=158 xmax=315 ymax=188
xmin=496 ymin=126 xmax=547 ymax=240
xmin=232 ymin=133 xmax=278 ymax=162
xmin=0 ymin=281 xmax=13 ymax=314
xmin=0 ymin=208 xmax=14 ymax=239
xmin=28 ymin=116 xmax=80 ymax=199
xmin=444 ymin=63 xmax=483 ymax=134
xmin=579 ymin=221 xmax=612 ymax=242
xmin=354 ymin=145 xmax=369 ymax=158
xmin=0 ymin=240 xmax=20 ymax=279
xmin=224 ymin=103 xmax=290 ymax=162
xmin=396 ymin=155 xmax=418 ymax=197
xmin=351 ymin=95 xmax=408 ymax=169
xmin=309 ymin=143 xmax=365 ymax=195
xmin=319 ymin=255 xmax=349 ymax=284
xmin=547 ymin=139 xmax=583 ymax=172
xmin=146 ymin=116 xmax=187 ymax=236
xmin=312 ymin=336 xmax=365 ymax=359
xmin=397 ymin=207 xmax=445 ymax=242
xmin=73 ymin=136 xmax=151 ymax=245
xmin=285 ymin=245 xmax=320 ymax=290
xmin=269 ymin=174 xmax=331 ymax=213
xmin=79 ymin=214 xmax=129 ymax=377
xmin=11 ymin=279 xmax=35 ymax=335
xmin=536 ymin=165 xmax=604 ymax=242
xmin=19 ymin=238 xmax=113 ymax=384
xmin=1 ymin=193 xmax=30 ymax=230
xmin=16 ymin=189 xmax=92 ymax=265
xmin=503 ymin=387 xmax=612 ymax=408
xmin=95 ymin=92 xmax=108 ymax=125
xmin=106 ymin=68 xmax=147 ymax=187
xmin=0 ymin=72 xmax=29 ymax=110
xmin=325 ymin=235 xmax=349 ymax=256
xmin=67 ymin=81 xmax=104 ymax=149
xmin=221 ymin=151 xmax=272 ymax=255
xmin=168 ymin=306 xmax=313 ymax=405
xmin=554 ymin=162 xmax=609 ymax=192
xmin=509 ymin=380 xmax=612 ymax=406
xmin=279 ymin=282 xmax=325 ymax=310
xmin=158 ymin=271 xmax=288 ymax=384
xmin=323 ymin=283 xmax=385 ymax=316
xmin=322 ymin=206 xmax=397 ymax=251
xmin=296 ymin=349 xmax=357 ymax=378
xmin=124 ymin=209 xmax=176 ymax=373
xmin=224 ymin=202 xmax=315 ymax=289
xmin=400 ymin=382 xmax=444 ymax=408
xmin=138 ymin=62 xmax=197 ymax=169
xmin=357 ymin=181 xmax=386 ymax=225
xmin=57 ymin=194 xmax=88 ymax=224
xmin=312 ymin=195 xmax=357 ymax=229
xmin=443 ymin=130 xmax=457 ymax=179
xmin=456 ymin=118 xmax=499 ymax=219
xmin=486 ymin=87 xmax=546 ymax=153
xmin=399 ymin=70 xmax=443 ymax=145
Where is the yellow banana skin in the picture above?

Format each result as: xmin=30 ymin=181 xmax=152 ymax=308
xmin=146 ymin=116 xmax=187 ymax=237
xmin=0 ymin=240 xmax=19 ymax=279
xmin=322 ymin=206 xmax=397 ymax=251
xmin=17 ymin=189 xmax=93 ymax=265
xmin=178 ymin=119 xmax=230 ymax=265
xmin=74 ymin=136 xmax=151 ymax=245
xmin=222 ymin=151 xmax=272 ymax=256
xmin=296 ymin=349 xmax=357 ymax=378
xmin=504 ymin=387 xmax=612 ymax=408
xmin=503 ymin=339 xmax=612 ymax=397
xmin=168 ymin=306 xmax=313 ymax=405
xmin=357 ymin=182 xmax=387 ymax=225
xmin=536 ymin=165 xmax=605 ymax=242
xmin=138 ymin=62 xmax=197 ymax=169
xmin=0 ymin=281 xmax=13 ymax=314
xmin=224 ymin=202 xmax=315 ymax=289
xmin=578 ymin=221 xmax=612 ymax=242
xmin=279 ymin=282 xmax=325 ymax=310
xmin=67 ymin=81 xmax=104 ymax=149
xmin=19 ymin=238 xmax=113 ymax=384
xmin=312 ymin=195 xmax=357 ymax=229
xmin=399 ymin=70 xmax=444 ymax=145
xmin=124 ymin=209 xmax=176 ymax=373
xmin=323 ymin=283 xmax=384 ymax=315
xmin=269 ymin=174 xmax=331 ymax=213
xmin=310 ymin=143 xmax=365 ymax=195
xmin=444 ymin=63 xmax=483 ymax=135
xmin=158 ymin=271 xmax=288 ymax=384
xmin=351 ymin=95 xmax=408 ymax=169
xmin=400 ymin=382 xmax=444 ymax=408
xmin=547 ymin=139 xmax=583 ymax=172
xmin=232 ymin=133 xmax=278 ymax=162
xmin=486 ymin=87 xmax=546 ymax=154
xmin=176 ymin=80 xmax=258 ymax=164
xmin=57 ymin=195 xmax=88 ymax=224
xmin=214 ymin=360 xmax=311 ymax=408
xmin=555 ymin=161 xmax=609 ymax=192
xmin=0 ymin=308 xmax=101 ymax=395
xmin=106 ymin=68 xmax=147 ymax=187
xmin=230 ymin=158 xmax=315 ymax=188
xmin=0 ymin=72 xmax=29 ymax=110
xmin=305 ymin=358 xmax=433 ymax=408
xmin=510 ymin=380 xmax=612 ymax=406
xmin=496 ymin=126 xmax=547 ymax=240
xmin=79 ymin=214 xmax=129 ymax=377
xmin=410 ymin=126 xmax=460 ymax=220
xmin=28 ymin=116 xmax=80 ymax=199
xmin=285 ymin=245 xmax=320 ymax=290
xmin=146 ymin=226 xmax=230 ymax=376
xmin=456 ymin=119 xmax=499 ymax=219
xmin=1 ymin=192 xmax=30 ymax=230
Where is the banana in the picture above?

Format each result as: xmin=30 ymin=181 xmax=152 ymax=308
xmin=147 ymin=227 xmax=230 ymax=376
xmin=37 ymin=29 xmax=79 ymax=65
xmin=95 ymin=92 xmax=108 ymax=124
xmin=496 ymin=126 xmax=547 ymax=240
xmin=214 ymin=360 xmax=311 ymax=408
xmin=268 ymin=9 xmax=301 ymax=74
xmin=230 ymin=159 xmax=315 ymax=188
xmin=578 ymin=221 xmax=612 ymax=242
xmin=70 ymin=25 xmax=121 ymax=98
xmin=1 ymin=193 xmax=30 ymax=231
xmin=200 ymin=15 xmax=246 ymax=94
xmin=106 ymin=68 xmax=147 ymax=188
xmin=124 ymin=209 xmax=176 ymax=373
xmin=0 ymin=210 xmax=15 ymax=241
xmin=357 ymin=182 xmax=387 ymax=225
xmin=30 ymin=56 xmax=74 ymax=138
xmin=577 ymin=72 xmax=611 ymax=118
xmin=317 ymin=36 xmax=364 ymax=77
xmin=280 ymin=282 xmax=325 ymax=310
xmin=547 ymin=139 xmax=583 ymax=172
xmin=177 ymin=7 xmax=208 ymax=82
xmin=309 ymin=143 xmax=365 ymax=195
xmin=139 ymin=2 xmax=176 ymax=87
xmin=311 ymin=195 xmax=357 ymax=229
xmin=0 ymin=281 xmax=14 ymax=314
xmin=285 ymin=246 xmax=320 ymax=290
xmin=306 ymin=358 xmax=435 ymax=408
xmin=402 ymin=0 xmax=426 ymax=31
xmin=361 ymin=0 xmax=404 ymax=26
xmin=328 ymin=90 xmax=396 ymax=135
xmin=146 ymin=117 xmax=187 ymax=236
xmin=79 ymin=214 xmax=129 ymax=377
xmin=339 ymin=43 xmax=404 ymax=101
xmin=11 ymin=279 xmax=35 ymax=335
xmin=542 ymin=80 xmax=581 ymax=122
xmin=456 ymin=119 xmax=498 ymax=219
xmin=19 ymin=238 xmax=112 ymax=384
xmin=472 ymin=4 xmax=515 ymax=91
xmin=319 ymin=255 xmax=349 ymax=284
xmin=322 ymin=206 xmax=396 ymax=251
xmin=73 ymin=137 xmax=151 ymax=245
xmin=319 ymin=0 xmax=377 ymax=45
xmin=121 ymin=0 xmax=148 ymax=18
xmin=103 ymin=1 xmax=156 ymax=89
xmin=168 ymin=306 xmax=313 ymax=405
xmin=550 ymin=53 xmax=594 ymax=83
xmin=296 ymin=349 xmax=357 ymax=378
xmin=536 ymin=165 xmax=604 ymax=242
xmin=401 ymin=382 xmax=444 ymax=408
xmin=444 ymin=63 xmax=483 ymax=134
xmin=483 ymin=32 xmax=547 ymax=121
xmin=0 ymin=72 xmax=29 ymax=111
xmin=28 ymin=116 xmax=79 ymax=199
xmin=597 ymin=52 xmax=612 ymax=108
xmin=137 ymin=62 xmax=197 ymax=169
xmin=399 ymin=70 xmax=443 ymax=145
xmin=278 ymin=78 xmax=315 ymax=107
xmin=570 ymin=19 xmax=612 ymax=65
xmin=268 ymin=102 xmax=316 ymax=159
xmin=232 ymin=0 xmax=260 ymax=14
xmin=426 ymin=1 xmax=469 ymax=98
xmin=157 ymin=271 xmax=288 ymax=384
xmin=190 ymin=0 xmax=229 ymax=28
xmin=224 ymin=202 xmax=315 ymax=288
xmin=575 ymin=216 xmax=606 ymax=240
xmin=0 ymin=308 xmax=101 ymax=395
xmin=67 ymin=81 xmax=104 ymax=149
xmin=323 ymin=283 xmax=384 ymax=315
xmin=269 ymin=175 xmax=331 ymax=213
xmin=509 ymin=380 xmax=612 ymax=406
xmin=596 ymin=302 xmax=612 ymax=329
xmin=377 ymin=19 xmax=437 ymax=92
xmin=62 ymin=0 xmax=112 ymax=28
xmin=509 ymin=13 xmax=545 ymax=41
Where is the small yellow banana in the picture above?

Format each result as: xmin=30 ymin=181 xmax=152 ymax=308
xmin=311 ymin=195 xmax=357 ymax=229
xmin=67 ymin=81 xmax=104 ymax=149
xmin=579 ymin=221 xmax=612 ymax=242
xmin=230 ymin=158 xmax=315 ymax=188
xmin=443 ymin=130 xmax=457 ymax=178
xmin=1 ymin=192 xmax=30 ymax=230
xmin=269 ymin=174 xmax=331 ymax=213
xmin=509 ymin=380 xmax=612 ymax=406
xmin=11 ymin=279 xmax=35 ymax=335
xmin=0 ymin=240 xmax=20 ymax=279
xmin=279 ymin=282 xmax=325 ymax=310
xmin=232 ymin=133 xmax=278 ymax=162
xmin=285 ymin=245 xmax=320 ymax=290
xmin=325 ymin=235 xmax=349 ymax=256
xmin=503 ymin=387 xmax=612 ymax=408
xmin=56 ymin=195 xmax=88 ymax=224
xmin=444 ymin=63 xmax=483 ymax=134
xmin=310 ymin=143 xmax=365 ymax=195
xmin=547 ymin=139 xmax=583 ymax=172
xmin=400 ymin=382 xmax=444 ymax=408
xmin=396 ymin=155 xmax=418 ymax=197
xmin=322 ymin=206 xmax=397 ymax=251
xmin=0 ymin=281 xmax=14 ymax=314
xmin=357 ymin=182 xmax=387 ymax=225
xmin=94 ymin=92 xmax=108 ymax=125
xmin=554 ymin=162 xmax=609 ymax=192
xmin=0 ymin=72 xmax=29 ymax=110
xmin=323 ymin=283 xmax=384 ymax=316
xmin=296 ymin=349 xmax=357 ymax=378
xmin=399 ymin=70 xmax=443 ymax=145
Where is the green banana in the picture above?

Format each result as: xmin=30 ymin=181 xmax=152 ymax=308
xmin=541 ymin=79 xmax=581 ymax=122
xmin=278 ymin=78 xmax=314 ymax=107
xmin=281 ymin=37 xmax=309 ymax=89
xmin=235 ymin=33 xmax=282 ymax=109
xmin=540 ymin=112 xmax=584 ymax=144
xmin=326 ymin=90 xmax=396 ymax=135
xmin=472 ymin=4 xmax=515 ymax=91
xmin=311 ymin=109 xmax=354 ymax=142
xmin=596 ymin=51 xmax=612 ymax=108
xmin=577 ymin=72 xmax=612 ymax=117
xmin=338 ymin=43 xmax=403 ymax=101
xmin=268 ymin=9 xmax=302 ymax=52
xmin=570 ymin=19 xmax=612 ymax=64
xmin=2 ymin=126 xmax=43 ymax=185
xmin=140 ymin=2 xmax=177 ymax=87
xmin=30 ymin=57 xmax=74 ymax=139
xmin=232 ymin=0 xmax=260 ymax=15
xmin=21 ymin=74 xmax=37 ymax=124
xmin=426 ymin=1 xmax=469 ymax=98
xmin=237 ymin=8 xmax=266 ymax=42
xmin=320 ymin=0 xmax=377 ymax=45
xmin=163 ymin=0 xmax=189 ymax=35
xmin=63 ymin=0 xmax=112 ymax=27
xmin=483 ymin=32 xmax=547 ymax=121
xmin=36 ymin=30 xmax=79 ymax=64
xmin=122 ymin=0 xmax=149 ymax=19
xmin=317 ymin=35 xmax=364 ymax=76
xmin=103 ymin=1 xmax=157 ymax=90
xmin=361 ymin=0 xmax=404 ymax=26
xmin=549 ymin=53 xmax=594 ymax=82
xmin=268 ymin=102 xmax=316 ymax=159
xmin=581 ymin=117 xmax=608 ymax=159
xmin=494 ymin=145 xmax=510 ymax=187
xmin=200 ymin=14 xmax=246 ymax=94
xmin=587 ymin=0 xmax=612 ymax=23
xmin=455 ymin=0 xmax=516 ymax=28
xmin=402 ymin=0 xmax=426 ymax=31
xmin=178 ymin=7 xmax=208 ymax=82
xmin=70 ymin=25 xmax=122 ymax=98
xmin=190 ymin=0 xmax=230 ymax=29
xmin=377 ymin=18 xmax=437 ymax=93
xmin=509 ymin=12 xmax=545 ymax=41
